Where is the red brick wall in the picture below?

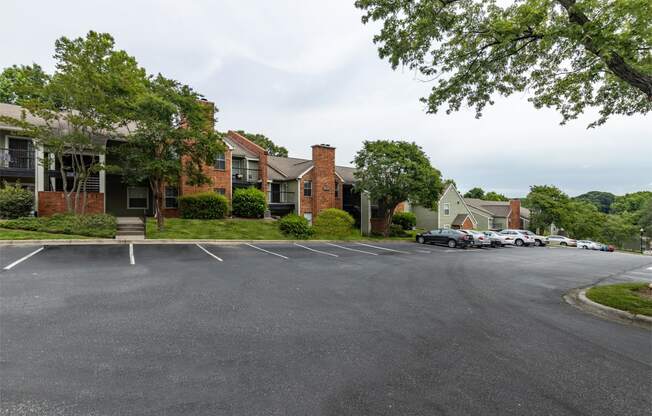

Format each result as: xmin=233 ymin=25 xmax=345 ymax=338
xmin=226 ymin=131 xmax=268 ymax=194
xmin=179 ymin=148 xmax=232 ymax=200
xmin=509 ymin=199 xmax=521 ymax=229
xmin=311 ymin=145 xmax=336 ymax=217
xmin=300 ymin=170 xmax=314 ymax=216
xmin=38 ymin=191 xmax=104 ymax=216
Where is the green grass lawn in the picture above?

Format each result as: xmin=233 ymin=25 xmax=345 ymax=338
xmin=0 ymin=228 xmax=91 ymax=240
xmin=147 ymin=218 xmax=419 ymax=241
xmin=586 ymin=282 xmax=652 ymax=316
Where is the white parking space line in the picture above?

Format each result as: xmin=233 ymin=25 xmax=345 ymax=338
xmin=129 ymin=244 xmax=135 ymax=265
xmin=325 ymin=243 xmax=378 ymax=256
xmin=245 ymin=243 xmax=289 ymax=259
xmin=415 ymin=249 xmax=431 ymax=254
xmin=355 ymin=243 xmax=409 ymax=254
xmin=294 ymin=243 xmax=339 ymax=257
xmin=3 ymin=247 xmax=44 ymax=270
xmin=647 ymin=267 xmax=652 ymax=270
xmin=196 ymin=244 xmax=224 ymax=262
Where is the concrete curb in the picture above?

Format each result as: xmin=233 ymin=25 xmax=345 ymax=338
xmin=564 ymin=287 xmax=652 ymax=329
xmin=0 ymin=238 xmax=417 ymax=246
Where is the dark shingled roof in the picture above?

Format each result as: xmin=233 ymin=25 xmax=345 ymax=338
xmin=266 ymin=155 xmax=356 ymax=184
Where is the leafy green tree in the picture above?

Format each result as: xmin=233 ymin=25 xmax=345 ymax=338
xmin=355 ymin=0 xmax=652 ymax=126
xmin=119 ymin=75 xmax=223 ymax=230
xmin=611 ymin=191 xmax=652 ymax=215
xmin=524 ymin=185 xmax=569 ymax=232
xmin=0 ymin=64 xmax=50 ymax=104
xmin=464 ymin=187 xmax=485 ymax=199
xmin=0 ymin=32 xmax=145 ymax=214
xmin=354 ymin=140 xmax=443 ymax=236
xmin=636 ymin=197 xmax=652 ymax=239
xmin=574 ymin=191 xmax=615 ymax=213
xmin=484 ymin=191 xmax=509 ymax=201
xmin=601 ymin=213 xmax=638 ymax=247
xmin=562 ymin=200 xmax=602 ymax=240
xmin=235 ymin=130 xmax=288 ymax=157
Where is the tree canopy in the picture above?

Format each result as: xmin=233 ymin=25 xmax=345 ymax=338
xmin=354 ymin=140 xmax=443 ymax=236
xmin=355 ymin=0 xmax=652 ymax=127
xmin=484 ymin=191 xmax=509 ymax=201
xmin=463 ymin=187 xmax=508 ymax=201
xmin=235 ymin=130 xmax=288 ymax=157
xmin=464 ymin=187 xmax=485 ymax=199
xmin=574 ymin=191 xmax=615 ymax=213
xmin=0 ymin=64 xmax=50 ymax=104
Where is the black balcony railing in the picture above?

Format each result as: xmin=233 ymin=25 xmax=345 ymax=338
xmin=268 ymin=191 xmax=295 ymax=204
xmin=0 ymin=148 xmax=35 ymax=170
xmin=232 ymin=167 xmax=260 ymax=183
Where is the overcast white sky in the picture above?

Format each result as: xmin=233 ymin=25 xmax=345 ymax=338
xmin=2 ymin=0 xmax=650 ymax=197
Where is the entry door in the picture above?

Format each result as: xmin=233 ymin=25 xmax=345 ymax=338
xmin=271 ymin=183 xmax=281 ymax=203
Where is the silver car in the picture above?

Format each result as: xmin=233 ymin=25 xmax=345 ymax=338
xmin=461 ymin=230 xmax=492 ymax=247
xmin=547 ymin=235 xmax=577 ymax=247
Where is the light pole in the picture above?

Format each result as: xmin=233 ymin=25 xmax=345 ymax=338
xmin=641 ymin=228 xmax=645 ymax=254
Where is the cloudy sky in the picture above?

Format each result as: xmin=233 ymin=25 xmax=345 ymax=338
xmin=3 ymin=0 xmax=650 ymax=197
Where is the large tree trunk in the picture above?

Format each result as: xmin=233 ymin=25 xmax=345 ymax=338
xmin=150 ymin=179 xmax=165 ymax=231
xmin=379 ymin=199 xmax=398 ymax=237
xmin=556 ymin=0 xmax=652 ymax=99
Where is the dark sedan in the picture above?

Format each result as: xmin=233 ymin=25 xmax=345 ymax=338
xmin=416 ymin=228 xmax=473 ymax=248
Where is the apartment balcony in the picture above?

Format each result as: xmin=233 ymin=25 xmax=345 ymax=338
xmin=268 ymin=191 xmax=295 ymax=204
xmin=232 ymin=168 xmax=260 ymax=184
xmin=0 ymin=148 xmax=35 ymax=177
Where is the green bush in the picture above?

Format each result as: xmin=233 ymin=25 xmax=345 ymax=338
xmin=232 ymin=187 xmax=267 ymax=218
xmin=313 ymin=208 xmax=355 ymax=238
xmin=0 ymin=183 xmax=34 ymax=219
xmin=179 ymin=192 xmax=228 ymax=219
xmin=392 ymin=211 xmax=416 ymax=230
xmin=389 ymin=223 xmax=408 ymax=237
xmin=278 ymin=214 xmax=314 ymax=239
xmin=1 ymin=213 xmax=117 ymax=238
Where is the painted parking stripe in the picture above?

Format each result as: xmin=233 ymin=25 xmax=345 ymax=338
xmin=294 ymin=243 xmax=339 ymax=257
xmin=196 ymin=244 xmax=224 ymax=262
xmin=415 ymin=249 xmax=431 ymax=254
xmin=3 ymin=247 xmax=44 ymax=270
xmin=129 ymin=243 xmax=135 ymax=265
xmin=355 ymin=242 xmax=409 ymax=254
xmin=245 ymin=243 xmax=289 ymax=259
xmin=647 ymin=267 xmax=652 ymax=270
xmin=325 ymin=243 xmax=378 ymax=256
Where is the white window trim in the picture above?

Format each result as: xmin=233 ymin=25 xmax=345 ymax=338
xmin=443 ymin=203 xmax=450 ymax=216
xmin=164 ymin=187 xmax=178 ymax=209
xmin=127 ymin=186 xmax=149 ymax=210
xmin=303 ymin=180 xmax=312 ymax=197
xmin=214 ymin=152 xmax=226 ymax=170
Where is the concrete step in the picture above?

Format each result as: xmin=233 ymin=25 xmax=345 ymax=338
xmin=116 ymin=230 xmax=144 ymax=236
xmin=117 ymin=225 xmax=145 ymax=231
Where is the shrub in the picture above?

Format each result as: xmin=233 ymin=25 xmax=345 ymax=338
xmin=389 ymin=223 xmax=407 ymax=237
xmin=0 ymin=183 xmax=34 ymax=219
xmin=232 ymin=187 xmax=267 ymax=218
xmin=1 ymin=213 xmax=117 ymax=238
xmin=278 ymin=214 xmax=314 ymax=239
xmin=392 ymin=211 xmax=416 ymax=230
xmin=313 ymin=208 xmax=355 ymax=238
xmin=179 ymin=192 xmax=228 ymax=219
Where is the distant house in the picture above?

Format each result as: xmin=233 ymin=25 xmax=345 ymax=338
xmin=412 ymin=183 xmax=530 ymax=230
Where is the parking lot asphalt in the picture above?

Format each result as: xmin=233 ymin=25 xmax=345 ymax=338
xmin=1 ymin=242 xmax=651 ymax=415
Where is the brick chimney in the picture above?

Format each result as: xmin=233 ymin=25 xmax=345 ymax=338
xmin=509 ymin=199 xmax=522 ymax=229
xmin=311 ymin=144 xmax=336 ymax=216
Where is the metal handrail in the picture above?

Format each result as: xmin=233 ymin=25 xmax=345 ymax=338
xmin=0 ymin=148 xmax=35 ymax=170
xmin=268 ymin=191 xmax=295 ymax=204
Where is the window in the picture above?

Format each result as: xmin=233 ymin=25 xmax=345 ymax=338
xmin=335 ymin=180 xmax=339 ymax=198
xmin=214 ymin=188 xmax=226 ymax=196
xmin=127 ymin=187 xmax=149 ymax=209
xmin=164 ymin=187 xmax=178 ymax=208
xmin=214 ymin=153 xmax=226 ymax=170
xmin=303 ymin=180 xmax=312 ymax=197
xmin=488 ymin=218 xmax=493 ymax=229
xmin=443 ymin=203 xmax=450 ymax=216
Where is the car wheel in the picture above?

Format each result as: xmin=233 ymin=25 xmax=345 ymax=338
xmin=448 ymin=239 xmax=457 ymax=248
xmin=560 ymin=242 xmax=567 ymax=246
xmin=515 ymin=239 xmax=524 ymax=247
xmin=534 ymin=240 xmax=541 ymax=247
xmin=584 ymin=246 xmax=589 ymax=250
xmin=417 ymin=236 xmax=425 ymax=244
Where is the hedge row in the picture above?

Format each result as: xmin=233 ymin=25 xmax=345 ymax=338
xmin=1 ymin=214 xmax=117 ymax=238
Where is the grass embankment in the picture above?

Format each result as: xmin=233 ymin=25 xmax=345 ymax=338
xmin=0 ymin=228 xmax=91 ymax=240
xmin=147 ymin=218 xmax=420 ymax=241
xmin=586 ymin=283 xmax=652 ymax=316
xmin=0 ymin=214 xmax=116 ymax=239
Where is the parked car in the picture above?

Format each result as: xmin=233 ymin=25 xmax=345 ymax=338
xmin=577 ymin=240 xmax=601 ymax=250
xmin=416 ymin=228 xmax=473 ymax=248
xmin=498 ymin=229 xmax=535 ymax=247
xmin=547 ymin=235 xmax=577 ymax=247
xmin=461 ymin=230 xmax=492 ymax=247
xmin=517 ymin=230 xmax=548 ymax=246
xmin=482 ymin=231 xmax=514 ymax=247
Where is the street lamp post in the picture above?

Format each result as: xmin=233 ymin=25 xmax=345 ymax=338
xmin=641 ymin=228 xmax=645 ymax=254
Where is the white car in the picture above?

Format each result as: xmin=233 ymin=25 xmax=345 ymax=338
xmin=547 ymin=235 xmax=577 ymax=247
xmin=517 ymin=230 xmax=548 ymax=247
xmin=461 ymin=230 xmax=492 ymax=247
xmin=498 ymin=229 xmax=535 ymax=247
xmin=577 ymin=240 xmax=601 ymax=250
xmin=482 ymin=231 xmax=514 ymax=247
